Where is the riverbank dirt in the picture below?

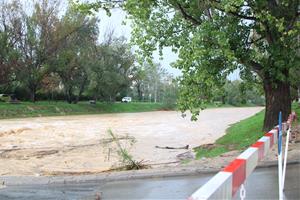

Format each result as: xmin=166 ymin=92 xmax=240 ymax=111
xmin=0 ymin=107 xmax=263 ymax=176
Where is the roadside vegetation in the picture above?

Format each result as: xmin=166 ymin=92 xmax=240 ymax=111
xmin=0 ymin=99 xmax=264 ymax=120
xmin=0 ymin=101 xmax=167 ymax=119
xmin=195 ymin=103 xmax=300 ymax=159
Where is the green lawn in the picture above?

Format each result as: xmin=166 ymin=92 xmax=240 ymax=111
xmin=0 ymin=101 xmax=167 ymax=119
xmin=204 ymin=102 xmax=261 ymax=109
xmin=0 ymin=100 xmax=258 ymax=120
xmin=293 ymin=103 xmax=300 ymax=120
xmin=195 ymin=103 xmax=300 ymax=159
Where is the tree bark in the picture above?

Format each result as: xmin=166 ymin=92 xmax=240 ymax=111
xmin=263 ymin=79 xmax=291 ymax=131
xmin=298 ymin=86 xmax=300 ymax=104
xmin=221 ymin=95 xmax=226 ymax=104
xmin=29 ymin=87 xmax=36 ymax=102
xmin=75 ymin=77 xmax=87 ymax=104
xmin=137 ymin=82 xmax=143 ymax=101
xmin=66 ymin=86 xmax=73 ymax=104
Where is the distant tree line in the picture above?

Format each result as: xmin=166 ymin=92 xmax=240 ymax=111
xmin=130 ymin=63 xmax=178 ymax=103
xmin=0 ymin=0 xmax=178 ymax=104
xmin=212 ymin=80 xmax=265 ymax=106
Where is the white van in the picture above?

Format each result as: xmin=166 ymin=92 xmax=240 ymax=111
xmin=121 ymin=97 xmax=132 ymax=103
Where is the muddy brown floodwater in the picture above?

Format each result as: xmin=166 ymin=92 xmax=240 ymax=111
xmin=0 ymin=107 xmax=263 ymax=176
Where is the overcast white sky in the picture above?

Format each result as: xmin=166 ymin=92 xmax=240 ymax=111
xmin=96 ymin=9 xmax=182 ymax=77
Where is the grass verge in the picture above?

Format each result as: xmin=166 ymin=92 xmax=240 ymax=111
xmin=0 ymin=101 xmax=167 ymax=119
xmin=0 ymin=100 xmax=260 ymax=120
xmin=195 ymin=102 xmax=300 ymax=159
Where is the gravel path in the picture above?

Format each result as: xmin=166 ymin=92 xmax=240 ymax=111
xmin=0 ymin=107 xmax=263 ymax=176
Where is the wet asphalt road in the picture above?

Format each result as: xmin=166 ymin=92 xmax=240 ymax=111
xmin=0 ymin=164 xmax=299 ymax=200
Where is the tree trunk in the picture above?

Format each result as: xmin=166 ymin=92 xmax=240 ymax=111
xmin=74 ymin=95 xmax=79 ymax=104
xmin=66 ymin=86 xmax=73 ymax=104
xmin=221 ymin=95 xmax=226 ymax=104
xmin=137 ymin=83 xmax=142 ymax=101
xmin=298 ymin=86 xmax=300 ymax=104
xmin=263 ymin=79 xmax=291 ymax=131
xmin=154 ymin=80 xmax=157 ymax=103
xmin=75 ymin=78 xmax=87 ymax=104
xmin=30 ymin=87 xmax=36 ymax=102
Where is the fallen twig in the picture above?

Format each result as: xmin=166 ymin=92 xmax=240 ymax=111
xmin=155 ymin=145 xmax=189 ymax=150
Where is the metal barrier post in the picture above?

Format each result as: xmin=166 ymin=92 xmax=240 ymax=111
xmin=278 ymin=112 xmax=283 ymax=200
xmin=282 ymin=124 xmax=291 ymax=190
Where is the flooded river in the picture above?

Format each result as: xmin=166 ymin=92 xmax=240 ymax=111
xmin=0 ymin=107 xmax=263 ymax=176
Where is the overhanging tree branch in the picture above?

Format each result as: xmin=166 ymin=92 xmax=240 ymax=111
xmin=247 ymin=36 xmax=264 ymax=46
xmin=226 ymin=11 xmax=257 ymax=20
xmin=211 ymin=0 xmax=257 ymax=21
xmin=239 ymin=58 xmax=263 ymax=77
xmin=175 ymin=2 xmax=202 ymax=26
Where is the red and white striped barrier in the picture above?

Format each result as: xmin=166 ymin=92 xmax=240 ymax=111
xmin=188 ymin=112 xmax=296 ymax=200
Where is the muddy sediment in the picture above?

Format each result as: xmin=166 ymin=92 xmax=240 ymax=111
xmin=0 ymin=108 xmax=263 ymax=176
